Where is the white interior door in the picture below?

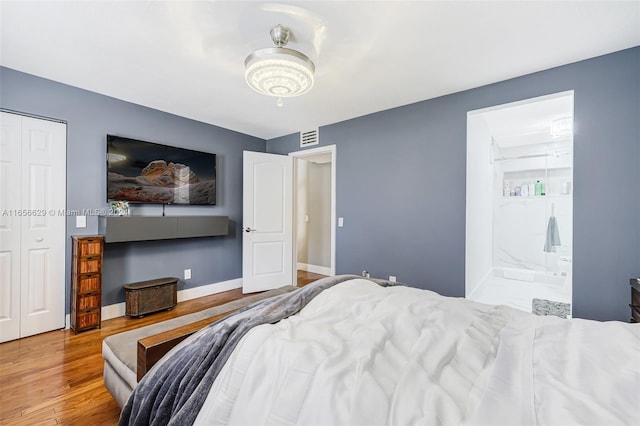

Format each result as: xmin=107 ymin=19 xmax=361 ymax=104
xmin=242 ymin=151 xmax=293 ymax=293
xmin=0 ymin=112 xmax=23 ymax=341
xmin=0 ymin=112 xmax=66 ymax=342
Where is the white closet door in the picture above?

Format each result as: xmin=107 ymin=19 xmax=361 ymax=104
xmin=0 ymin=112 xmax=23 ymax=342
xmin=0 ymin=112 xmax=66 ymax=342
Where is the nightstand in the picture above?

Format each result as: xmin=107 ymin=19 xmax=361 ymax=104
xmin=630 ymin=278 xmax=640 ymax=323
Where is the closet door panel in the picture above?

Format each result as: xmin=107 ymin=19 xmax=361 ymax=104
xmin=0 ymin=112 xmax=22 ymax=342
xmin=19 ymin=115 xmax=66 ymax=337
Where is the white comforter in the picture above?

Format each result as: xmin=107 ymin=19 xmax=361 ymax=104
xmin=195 ymin=279 xmax=640 ymax=425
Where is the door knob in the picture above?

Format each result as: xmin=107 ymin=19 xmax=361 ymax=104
xmin=244 ymin=227 xmax=256 ymax=233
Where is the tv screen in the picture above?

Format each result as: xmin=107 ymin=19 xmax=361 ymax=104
xmin=107 ymin=135 xmax=216 ymax=205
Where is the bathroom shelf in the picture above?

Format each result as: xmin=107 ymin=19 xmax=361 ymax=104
xmin=502 ymin=194 xmax=571 ymax=199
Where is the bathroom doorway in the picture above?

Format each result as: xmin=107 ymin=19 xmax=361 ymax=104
xmin=465 ymin=91 xmax=574 ymax=317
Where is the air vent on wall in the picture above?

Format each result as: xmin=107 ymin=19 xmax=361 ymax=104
xmin=300 ymin=128 xmax=319 ymax=147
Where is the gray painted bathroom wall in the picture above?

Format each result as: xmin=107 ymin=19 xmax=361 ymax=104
xmin=0 ymin=67 xmax=265 ymax=311
xmin=268 ymin=47 xmax=640 ymax=322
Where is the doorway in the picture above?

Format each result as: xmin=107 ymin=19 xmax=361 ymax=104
xmin=241 ymin=145 xmax=336 ymax=292
xmin=465 ymin=92 xmax=574 ymax=317
xmin=290 ymin=145 xmax=336 ymax=285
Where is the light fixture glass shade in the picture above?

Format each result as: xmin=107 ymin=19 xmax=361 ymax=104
xmin=245 ymin=47 xmax=315 ymax=97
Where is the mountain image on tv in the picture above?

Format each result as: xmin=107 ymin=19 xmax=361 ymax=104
xmin=107 ymin=135 xmax=216 ymax=205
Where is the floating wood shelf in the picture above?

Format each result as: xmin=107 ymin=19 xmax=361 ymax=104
xmin=98 ymin=215 xmax=228 ymax=243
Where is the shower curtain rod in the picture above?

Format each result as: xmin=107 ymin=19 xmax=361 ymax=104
xmin=493 ymin=151 xmax=569 ymax=162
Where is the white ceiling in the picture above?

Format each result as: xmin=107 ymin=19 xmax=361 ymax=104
xmin=1 ymin=1 xmax=639 ymax=140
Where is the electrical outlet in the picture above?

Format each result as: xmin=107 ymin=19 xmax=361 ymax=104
xmin=389 ymin=275 xmax=397 ymax=282
xmin=184 ymin=269 xmax=191 ymax=280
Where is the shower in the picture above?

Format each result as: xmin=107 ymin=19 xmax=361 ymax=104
xmin=465 ymin=91 xmax=574 ymax=317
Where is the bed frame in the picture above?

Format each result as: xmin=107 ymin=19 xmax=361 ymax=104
xmin=102 ymin=285 xmax=298 ymax=408
xmin=136 ymin=311 xmax=233 ymax=380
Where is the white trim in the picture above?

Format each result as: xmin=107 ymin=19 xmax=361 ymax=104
xmin=65 ymin=278 xmax=244 ymax=326
xmin=297 ymin=262 xmax=332 ymax=276
xmin=467 ymin=90 xmax=575 ymax=117
xmin=177 ymin=278 xmax=242 ymax=303
xmin=289 ymin=144 xmax=336 ymax=279
xmin=101 ymin=302 xmax=127 ymax=322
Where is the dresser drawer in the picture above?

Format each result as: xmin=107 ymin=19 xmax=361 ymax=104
xmin=77 ymin=273 xmax=101 ymax=294
xmin=78 ymin=257 xmax=101 ymax=274
xmin=630 ymin=305 xmax=640 ymax=323
xmin=76 ymin=237 xmax=103 ymax=257
xmin=75 ymin=309 xmax=101 ymax=331
xmin=78 ymin=293 xmax=101 ymax=311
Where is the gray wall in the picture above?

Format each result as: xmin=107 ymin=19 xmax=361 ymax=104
xmin=268 ymin=47 xmax=640 ymax=322
xmin=0 ymin=67 xmax=265 ymax=311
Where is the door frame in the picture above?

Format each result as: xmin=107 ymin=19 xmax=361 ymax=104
xmin=289 ymin=144 xmax=336 ymax=278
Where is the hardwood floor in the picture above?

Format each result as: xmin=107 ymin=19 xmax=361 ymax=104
xmin=0 ymin=272 xmax=326 ymax=425
xmin=297 ymin=269 xmax=327 ymax=287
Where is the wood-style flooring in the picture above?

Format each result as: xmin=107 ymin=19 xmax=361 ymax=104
xmin=0 ymin=271 xmax=325 ymax=425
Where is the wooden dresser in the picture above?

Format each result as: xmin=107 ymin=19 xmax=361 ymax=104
xmin=630 ymin=278 xmax=640 ymax=323
xmin=70 ymin=236 xmax=104 ymax=333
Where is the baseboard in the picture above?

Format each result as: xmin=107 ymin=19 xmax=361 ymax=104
xmin=297 ymin=263 xmax=332 ymax=276
xmin=66 ymin=278 xmax=244 ymax=325
xmin=176 ymin=278 xmax=242 ymax=303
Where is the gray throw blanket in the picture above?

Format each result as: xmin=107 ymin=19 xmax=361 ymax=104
xmin=119 ymin=274 xmax=394 ymax=425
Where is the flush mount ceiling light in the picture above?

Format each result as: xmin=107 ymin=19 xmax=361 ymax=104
xmin=245 ymin=24 xmax=315 ymax=106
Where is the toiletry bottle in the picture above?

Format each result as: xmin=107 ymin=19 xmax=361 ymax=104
xmin=521 ymin=182 xmax=529 ymax=197
xmin=541 ymin=181 xmax=546 ymax=196
xmin=534 ymin=180 xmax=542 ymax=196
xmin=528 ymin=182 xmax=535 ymax=197
xmin=504 ymin=181 xmax=511 ymax=197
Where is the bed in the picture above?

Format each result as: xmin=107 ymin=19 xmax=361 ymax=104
xmin=118 ymin=275 xmax=640 ymax=425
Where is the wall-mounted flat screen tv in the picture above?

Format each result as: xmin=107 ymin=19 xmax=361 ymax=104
xmin=107 ymin=135 xmax=216 ymax=205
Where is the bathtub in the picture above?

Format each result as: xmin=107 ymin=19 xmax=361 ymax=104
xmin=493 ymin=266 xmax=567 ymax=286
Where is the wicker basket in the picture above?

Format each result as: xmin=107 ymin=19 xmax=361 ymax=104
xmin=124 ymin=277 xmax=178 ymax=317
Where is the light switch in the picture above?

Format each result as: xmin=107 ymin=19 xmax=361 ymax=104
xmin=304 ymin=215 xmax=310 ymax=222
xmin=76 ymin=215 xmax=87 ymax=228
xmin=338 ymin=217 xmax=344 ymax=227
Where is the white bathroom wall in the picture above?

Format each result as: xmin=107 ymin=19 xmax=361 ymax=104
xmin=465 ymin=114 xmax=494 ymax=296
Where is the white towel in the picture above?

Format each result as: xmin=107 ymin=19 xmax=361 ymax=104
xmin=544 ymin=216 xmax=561 ymax=252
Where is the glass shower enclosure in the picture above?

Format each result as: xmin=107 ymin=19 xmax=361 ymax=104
xmin=466 ymin=92 xmax=573 ymax=316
